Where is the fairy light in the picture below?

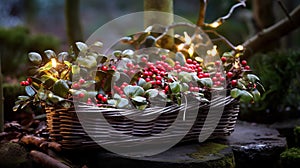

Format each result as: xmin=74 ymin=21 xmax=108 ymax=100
xmin=207 ymin=45 xmax=218 ymax=56
xmin=188 ymin=44 xmax=194 ymax=56
xmin=177 ymin=43 xmax=185 ymax=51
xmin=51 ymin=58 xmax=57 ymax=68
xmin=235 ymin=45 xmax=244 ymax=51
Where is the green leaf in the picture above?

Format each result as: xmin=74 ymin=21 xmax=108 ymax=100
xmin=28 ymin=52 xmax=42 ymax=65
xmin=175 ymin=52 xmax=186 ymax=66
xmin=113 ymin=50 xmax=122 ymax=58
xmin=77 ymin=56 xmax=97 ymax=68
xmin=170 ymin=82 xmax=180 ymax=93
xmin=13 ymin=104 xmax=21 ymax=112
xmin=230 ymin=88 xmax=242 ymax=98
xmin=178 ymin=72 xmax=192 ymax=83
xmin=113 ymin=94 xmax=122 ymax=100
xmin=247 ymin=74 xmax=260 ymax=83
xmin=122 ymin=49 xmax=134 ymax=57
xmin=92 ymin=41 xmax=103 ymax=47
xmin=159 ymin=91 xmax=167 ymax=99
xmin=52 ymin=80 xmax=69 ymax=98
xmin=124 ymin=85 xmax=144 ymax=97
xmin=72 ymin=65 xmax=80 ymax=75
xmin=137 ymin=78 xmax=146 ymax=87
xmin=87 ymin=91 xmax=98 ymax=98
xmin=37 ymin=91 xmax=47 ymax=100
xmin=18 ymin=96 xmax=30 ymax=101
xmin=25 ymin=86 xmax=35 ymax=96
xmin=251 ymin=89 xmax=261 ymax=102
xmin=145 ymin=89 xmax=159 ymax=98
xmin=41 ymin=75 xmax=57 ymax=88
xmin=240 ymin=91 xmax=254 ymax=103
xmin=107 ymin=99 xmax=117 ymax=106
xmin=48 ymin=93 xmax=65 ymax=103
xmin=38 ymin=61 xmax=52 ymax=72
xmin=132 ymin=96 xmax=147 ymax=103
xmin=180 ymin=83 xmax=189 ymax=92
xmin=136 ymin=104 xmax=148 ymax=110
xmin=222 ymin=52 xmax=233 ymax=57
xmin=76 ymin=42 xmax=88 ymax=51
xmin=44 ymin=50 xmax=56 ymax=59
xmin=58 ymin=52 xmax=68 ymax=63
xmin=142 ymin=82 xmax=152 ymax=90
xmin=199 ymin=78 xmax=213 ymax=88
xmin=117 ymin=98 xmax=129 ymax=108
xmin=64 ymin=61 xmax=72 ymax=67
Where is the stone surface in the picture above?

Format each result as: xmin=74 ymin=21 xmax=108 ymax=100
xmin=270 ymin=118 xmax=300 ymax=147
xmin=87 ymin=142 xmax=235 ymax=168
xmin=217 ymin=121 xmax=287 ymax=168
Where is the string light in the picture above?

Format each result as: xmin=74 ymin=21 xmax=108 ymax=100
xmin=235 ymin=45 xmax=244 ymax=51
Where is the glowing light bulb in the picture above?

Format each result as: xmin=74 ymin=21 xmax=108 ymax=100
xmin=51 ymin=58 xmax=57 ymax=68
xmin=235 ymin=45 xmax=244 ymax=51
xmin=188 ymin=44 xmax=194 ymax=56
xmin=177 ymin=43 xmax=185 ymax=51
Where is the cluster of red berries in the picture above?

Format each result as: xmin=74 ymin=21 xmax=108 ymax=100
xmin=20 ymin=78 xmax=32 ymax=86
xmin=72 ymin=78 xmax=86 ymax=89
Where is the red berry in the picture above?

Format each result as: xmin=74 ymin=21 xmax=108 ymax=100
xmin=155 ymin=76 xmax=162 ymax=80
xmin=111 ymin=65 xmax=116 ymax=70
xmin=215 ymin=72 xmax=221 ymax=78
xmin=164 ymin=85 xmax=169 ymax=92
xmin=241 ymin=60 xmax=247 ymax=66
xmin=156 ymin=80 xmax=162 ymax=85
xmin=215 ymin=61 xmax=221 ymax=66
xmin=143 ymin=71 xmax=149 ymax=76
xmin=212 ymin=77 xmax=218 ymax=82
xmin=79 ymin=78 xmax=85 ymax=84
xmin=145 ymin=78 xmax=151 ymax=82
xmin=244 ymin=65 xmax=250 ymax=70
xmin=97 ymin=94 xmax=104 ymax=100
xmin=141 ymin=57 xmax=148 ymax=63
xmin=27 ymin=77 xmax=32 ymax=84
xmin=161 ymin=55 xmax=167 ymax=60
xmin=160 ymin=71 xmax=165 ymax=77
xmin=78 ymin=93 xmax=85 ymax=98
xmin=227 ymin=72 xmax=233 ymax=78
xmin=24 ymin=81 xmax=30 ymax=86
xmin=221 ymin=57 xmax=227 ymax=62
xmin=203 ymin=73 xmax=210 ymax=77
xmin=101 ymin=66 xmax=108 ymax=71
xmin=186 ymin=59 xmax=193 ymax=64
xmin=197 ymin=67 xmax=202 ymax=72
xmin=73 ymin=83 xmax=80 ymax=89
xmin=20 ymin=81 xmax=26 ymax=86
xmin=101 ymin=96 xmax=107 ymax=103
xmin=231 ymin=80 xmax=237 ymax=86
xmin=220 ymin=77 xmax=226 ymax=81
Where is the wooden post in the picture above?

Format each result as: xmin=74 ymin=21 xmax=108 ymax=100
xmin=0 ymin=56 xmax=4 ymax=132
xmin=144 ymin=0 xmax=174 ymax=49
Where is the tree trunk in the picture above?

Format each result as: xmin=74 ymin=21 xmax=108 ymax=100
xmin=252 ymin=0 xmax=279 ymax=52
xmin=65 ymin=0 xmax=83 ymax=54
xmin=0 ymin=57 xmax=3 ymax=132
xmin=144 ymin=0 xmax=174 ymax=49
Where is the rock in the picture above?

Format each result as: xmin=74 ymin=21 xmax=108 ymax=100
xmin=280 ymin=147 xmax=300 ymax=168
xmin=89 ymin=142 xmax=235 ymax=168
xmin=217 ymin=121 xmax=287 ymax=168
xmin=0 ymin=142 xmax=29 ymax=168
xmin=270 ymin=118 xmax=300 ymax=147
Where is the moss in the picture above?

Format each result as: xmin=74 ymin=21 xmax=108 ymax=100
xmin=294 ymin=126 xmax=300 ymax=146
xmin=280 ymin=148 xmax=300 ymax=168
xmin=188 ymin=142 xmax=235 ymax=168
xmin=0 ymin=142 xmax=28 ymax=168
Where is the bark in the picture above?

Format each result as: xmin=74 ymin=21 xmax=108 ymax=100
xmin=0 ymin=57 xmax=3 ymax=132
xmin=243 ymin=5 xmax=300 ymax=59
xmin=30 ymin=150 xmax=70 ymax=168
xmin=144 ymin=0 xmax=174 ymax=49
xmin=197 ymin=0 xmax=207 ymax=27
xmin=65 ymin=0 xmax=83 ymax=54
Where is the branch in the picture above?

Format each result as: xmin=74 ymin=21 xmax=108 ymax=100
xmin=205 ymin=0 xmax=246 ymax=28
xmin=197 ymin=0 xmax=207 ymax=27
xmin=243 ymin=5 xmax=300 ymax=59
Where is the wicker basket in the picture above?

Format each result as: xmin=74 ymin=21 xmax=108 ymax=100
xmin=46 ymin=95 xmax=239 ymax=150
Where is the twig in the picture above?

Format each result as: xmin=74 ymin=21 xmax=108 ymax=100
xmin=205 ymin=0 xmax=246 ymax=28
xmin=197 ymin=0 xmax=207 ymax=27
xmin=205 ymin=30 xmax=236 ymax=50
xmin=277 ymin=0 xmax=293 ymax=22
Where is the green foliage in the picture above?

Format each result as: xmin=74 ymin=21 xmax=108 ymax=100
xmin=280 ymin=148 xmax=300 ymax=168
xmin=240 ymin=50 xmax=300 ymax=123
xmin=0 ymin=26 xmax=60 ymax=76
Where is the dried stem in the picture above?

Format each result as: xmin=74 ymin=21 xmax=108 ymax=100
xmin=205 ymin=30 xmax=236 ymax=50
xmin=205 ymin=0 xmax=246 ymax=28
xmin=197 ymin=0 xmax=207 ymax=27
